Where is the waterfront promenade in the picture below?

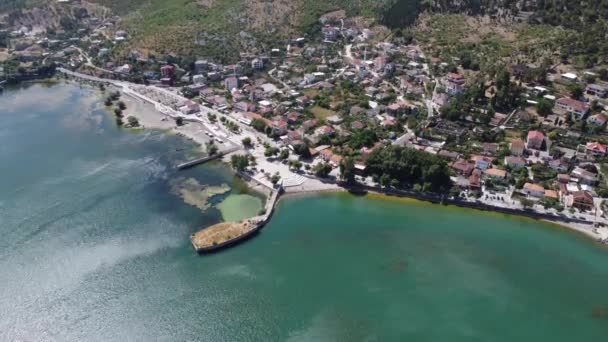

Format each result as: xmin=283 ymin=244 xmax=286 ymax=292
xmin=56 ymin=68 xmax=608 ymax=245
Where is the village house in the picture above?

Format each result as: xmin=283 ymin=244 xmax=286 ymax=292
xmin=555 ymin=97 xmax=590 ymax=120
xmin=178 ymin=100 xmax=200 ymax=115
xmin=523 ymin=183 xmax=545 ymax=198
xmin=445 ymin=72 xmax=465 ymax=95
xmin=571 ymin=167 xmax=598 ymax=186
xmin=233 ymin=101 xmax=256 ymax=112
xmin=557 ymin=174 xmax=571 ymax=184
xmin=271 ymin=120 xmax=288 ymax=135
xmin=322 ymin=26 xmax=339 ymax=41
xmin=510 ymin=139 xmax=526 ymax=156
xmin=224 ymin=76 xmax=238 ymax=91
xmin=251 ymin=58 xmax=264 ymax=70
xmin=586 ymin=142 xmax=607 ymax=157
xmin=505 ymin=156 xmax=526 ymax=169
xmin=438 ymin=150 xmax=459 ymax=161
xmin=471 ymin=155 xmax=493 ymax=170
xmin=548 ymin=159 xmax=569 ymax=173
xmin=544 ymin=190 xmax=559 ymax=200
xmin=432 ymin=93 xmax=451 ymax=108
xmin=526 ymin=131 xmax=545 ymax=150
xmin=587 ymin=114 xmax=607 ymax=127
xmin=315 ymin=125 xmax=335 ymax=137
xmin=351 ymin=121 xmax=365 ymax=130
xmin=296 ymin=96 xmax=310 ymax=107
xmin=569 ymin=191 xmax=594 ymax=211
xmin=302 ymin=119 xmax=318 ymax=130
xmin=483 ymin=143 xmax=499 ymax=155
xmin=469 ymin=171 xmax=482 ymax=190
xmin=451 ymin=159 xmax=475 ymax=176
xmin=484 ymin=168 xmax=507 ymax=180
xmin=160 ymin=64 xmax=175 ymax=79
xmin=286 ymin=112 xmax=301 ymax=124
xmin=586 ymin=84 xmax=607 ymax=98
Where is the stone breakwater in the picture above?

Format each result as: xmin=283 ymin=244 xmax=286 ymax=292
xmin=191 ymin=186 xmax=280 ymax=253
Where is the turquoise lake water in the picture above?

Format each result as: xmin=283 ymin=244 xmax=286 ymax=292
xmin=1 ymin=82 xmax=608 ymax=341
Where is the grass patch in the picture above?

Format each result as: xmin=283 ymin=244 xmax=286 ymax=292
xmin=310 ymin=106 xmax=338 ymax=120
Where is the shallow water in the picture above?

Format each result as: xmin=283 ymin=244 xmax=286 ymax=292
xmin=2 ymin=82 xmax=608 ymax=341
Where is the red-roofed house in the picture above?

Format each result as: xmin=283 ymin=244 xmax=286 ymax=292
xmin=451 ymin=159 xmax=475 ymax=177
xmin=510 ymin=139 xmax=525 ymax=156
xmin=523 ymin=183 xmax=545 ymax=198
xmin=587 ymin=114 xmax=607 ymax=126
xmin=271 ymin=120 xmax=288 ymax=134
xmin=505 ymin=156 xmax=526 ymax=168
xmin=469 ymin=170 xmax=481 ymax=190
xmin=484 ymin=168 xmax=506 ymax=179
xmin=555 ymin=97 xmax=590 ymax=120
xmin=316 ymin=125 xmax=335 ymax=136
xmin=303 ymin=119 xmax=318 ymax=130
xmin=526 ymin=131 xmax=545 ymax=150
xmin=569 ymin=191 xmax=594 ymax=211
xmin=446 ymin=72 xmax=465 ymax=95
xmin=586 ymin=142 xmax=607 ymax=156
xmin=470 ymin=155 xmax=493 ymax=170
xmin=286 ymin=112 xmax=301 ymax=124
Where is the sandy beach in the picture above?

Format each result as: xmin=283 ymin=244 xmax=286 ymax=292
xmin=116 ymin=88 xmax=213 ymax=149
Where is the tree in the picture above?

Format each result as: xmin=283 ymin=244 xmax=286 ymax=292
xmin=126 ymin=116 xmax=139 ymax=127
xmin=313 ymin=163 xmax=332 ymax=178
xmin=99 ymin=84 xmax=105 ymax=92
xmin=568 ymin=83 xmax=584 ymax=99
xmin=206 ymin=142 xmax=218 ymax=155
xmin=175 ymin=117 xmax=184 ymax=126
xmin=115 ymin=117 xmax=123 ymax=126
xmin=520 ymin=198 xmax=534 ymax=209
xmin=242 ymin=137 xmax=253 ymax=148
xmin=271 ymin=172 xmax=281 ymax=185
xmin=365 ymin=145 xmax=451 ymax=192
xmin=289 ymin=160 xmax=303 ymax=171
xmin=278 ymin=149 xmax=290 ymax=160
xmin=104 ymin=98 xmax=113 ymax=106
xmin=114 ymin=108 xmax=123 ymax=117
xmin=230 ymin=154 xmax=250 ymax=172
xmin=251 ymin=118 xmax=267 ymax=132
xmin=599 ymin=68 xmax=608 ymax=81
xmin=380 ymin=173 xmax=392 ymax=187
xmin=339 ymin=157 xmax=356 ymax=184
xmin=264 ymin=146 xmax=279 ymax=157
xmin=118 ymin=101 xmax=126 ymax=110
xmin=536 ymin=98 xmax=553 ymax=117
xmin=294 ymin=143 xmax=312 ymax=158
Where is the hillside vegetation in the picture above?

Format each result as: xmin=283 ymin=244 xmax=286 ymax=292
xmin=88 ymin=0 xmax=391 ymax=62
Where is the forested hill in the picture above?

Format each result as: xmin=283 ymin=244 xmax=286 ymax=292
xmin=3 ymin=0 xmax=608 ymax=63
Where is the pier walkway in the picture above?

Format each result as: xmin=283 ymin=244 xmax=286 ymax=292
xmin=176 ymin=146 xmax=240 ymax=170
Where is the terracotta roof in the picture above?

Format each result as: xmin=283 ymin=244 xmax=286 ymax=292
xmin=510 ymin=139 xmax=525 ymax=149
xmin=527 ymin=130 xmax=545 ymax=141
xmin=524 ymin=183 xmax=545 ymax=192
xmin=556 ymin=97 xmax=590 ymax=113
xmin=573 ymin=191 xmax=593 ymax=203
xmin=544 ymin=190 xmax=558 ymax=199
xmin=586 ymin=142 xmax=607 ymax=154
xmin=484 ymin=168 xmax=506 ymax=178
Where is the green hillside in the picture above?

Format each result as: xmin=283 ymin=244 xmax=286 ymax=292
xmin=88 ymin=0 xmax=391 ymax=62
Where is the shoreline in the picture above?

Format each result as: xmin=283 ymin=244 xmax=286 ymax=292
xmin=63 ymin=79 xmax=608 ymax=246
xmin=116 ymin=88 xmax=608 ymax=244
xmin=110 ymin=85 xmax=214 ymax=149
xmin=279 ymin=187 xmax=608 ymax=244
